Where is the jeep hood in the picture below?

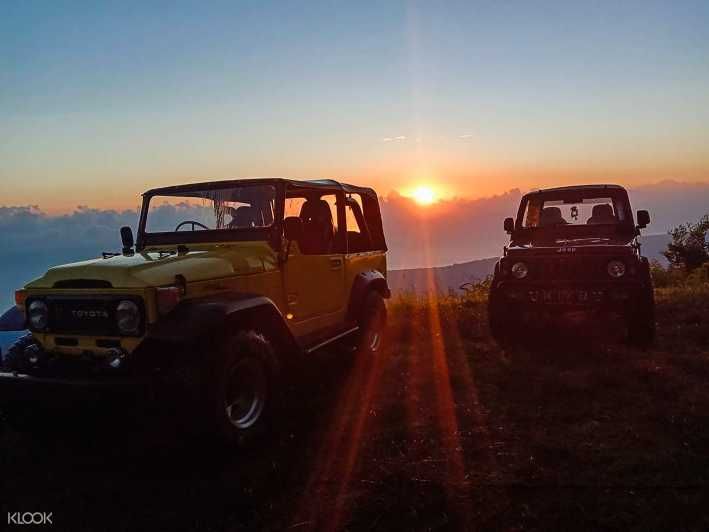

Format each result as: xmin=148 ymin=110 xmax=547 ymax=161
xmin=25 ymin=243 xmax=278 ymax=289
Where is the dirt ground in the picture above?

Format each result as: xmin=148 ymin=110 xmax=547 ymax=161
xmin=2 ymin=288 xmax=709 ymax=531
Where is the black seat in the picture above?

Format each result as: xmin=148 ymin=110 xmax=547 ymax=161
xmin=586 ymin=204 xmax=616 ymax=224
xmin=539 ymin=207 xmax=567 ymax=227
xmin=299 ymin=199 xmax=334 ymax=254
xmin=228 ymin=206 xmax=259 ymax=228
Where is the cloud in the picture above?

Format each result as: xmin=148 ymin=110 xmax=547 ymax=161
xmin=381 ymin=135 xmax=407 ymax=142
xmin=0 ymin=205 xmax=189 ymax=304
xmin=381 ymin=181 xmax=709 ymax=269
xmin=459 ymin=134 xmax=474 ymax=139
xmin=381 ymin=189 xmax=522 ymax=269
xmin=0 ymin=181 xmax=707 ymax=305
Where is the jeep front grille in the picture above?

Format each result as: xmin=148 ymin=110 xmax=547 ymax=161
xmin=29 ymin=296 xmax=144 ymax=337
xmin=534 ymin=257 xmax=603 ymax=280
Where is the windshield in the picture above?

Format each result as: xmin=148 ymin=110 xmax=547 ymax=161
xmin=523 ymin=195 xmax=627 ymax=228
xmin=514 ymin=190 xmax=634 ymax=244
xmin=138 ymin=182 xmax=282 ymax=249
xmin=141 ymin=183 xmax=277 ymax=245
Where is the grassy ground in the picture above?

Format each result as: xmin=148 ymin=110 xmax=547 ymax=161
xmin=1 ymin=286 xmax=709 ymax=531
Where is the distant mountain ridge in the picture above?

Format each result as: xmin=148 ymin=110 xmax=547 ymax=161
xmin=388 ymin=233 xmax=671 ymax=295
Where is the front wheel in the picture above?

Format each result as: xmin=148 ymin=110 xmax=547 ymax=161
xmin=207 ymin=330 xmax=279 ymax=447
xmin=488 ymin=289 xmax=520 ymax=347
xmin=627 ymin=288 xmax=655 ymax=348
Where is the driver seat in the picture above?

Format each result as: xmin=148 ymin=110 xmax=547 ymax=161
xmin=539 ymin=207 xmax=567 ymax=227
xmin=228 ymin=206 xmax=259 ymax=228
xmin=299 ymin=199 xmax=335 ymax=254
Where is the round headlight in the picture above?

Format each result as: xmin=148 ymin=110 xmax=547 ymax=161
xmin=607 ymin=260 xmax=626 ymax=278
xmin=116 ymin=300 xmax=140 ymax=334
xmin=28 ymin=300 xmax=48 ymax=330
xmin=511 ymin=262 xmax=529 ymax=279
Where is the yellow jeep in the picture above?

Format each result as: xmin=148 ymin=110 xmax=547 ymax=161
xmin=1 ymin=178 xmax=389 ymax=443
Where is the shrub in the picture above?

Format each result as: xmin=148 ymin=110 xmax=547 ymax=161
xmin=662 ymin=214 xmax=709 ymax=272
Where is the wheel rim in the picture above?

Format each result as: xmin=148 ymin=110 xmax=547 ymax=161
xmin=366 ymin=311 xmax=383 ymax=352
xmin=368 ymin=329 xmax=381 ymax=351
xmin=224 ymin=358 xmax=267 ymax=429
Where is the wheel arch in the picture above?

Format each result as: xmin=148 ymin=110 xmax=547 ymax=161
xmin=346 ymin=270 xmax=390 ymax=323
xmin=148 ymin=292 xmax=299 ymax=355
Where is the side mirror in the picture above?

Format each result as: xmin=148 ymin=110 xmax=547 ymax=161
xmin=636 ymin=210 xmax=650 ymax=229
xmin=504 ymin=217 xmax=515 ymax=233
xmin=120 ymin=226 xmax=134 ymax=255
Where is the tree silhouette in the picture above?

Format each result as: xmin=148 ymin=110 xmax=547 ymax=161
xmin=663 ymin=214 xmax=709 ymax=271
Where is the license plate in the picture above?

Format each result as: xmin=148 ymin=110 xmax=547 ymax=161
xmin=538 ymin=289 xmax=596 ymax=304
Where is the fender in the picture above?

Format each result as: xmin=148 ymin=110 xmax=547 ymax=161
xmin=346 ymin=270 xmax=390 ymax=323
xmin=148 ymin=292 xmax=297 ymax=350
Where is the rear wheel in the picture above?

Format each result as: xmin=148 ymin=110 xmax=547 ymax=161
xmin=358 ymin=291 xmax=387 ymax=356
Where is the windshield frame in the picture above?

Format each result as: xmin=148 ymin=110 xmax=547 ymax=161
xmin=136 ymin=181 xmax=286 ymax=251
xmin=511 ymin=188 xmax=635 ymax=244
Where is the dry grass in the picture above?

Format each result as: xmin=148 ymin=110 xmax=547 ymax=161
xmin=1 ymin=284 xmax=709 ymax=530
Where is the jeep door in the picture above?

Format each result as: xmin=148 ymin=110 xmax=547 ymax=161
xmin=282 ymin=189 xmax=347 ymax=335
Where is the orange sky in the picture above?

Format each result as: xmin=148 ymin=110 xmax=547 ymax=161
xmin=3 ymin=3 xmax=709 ymax=214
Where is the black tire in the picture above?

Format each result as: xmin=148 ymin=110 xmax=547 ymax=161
xmin=488 ymin=289 xmax=519 ymax=346
xmin=358 ymin=291 xmax=387 ymax=356
xmin=627 ymin=287 xmax=656 ymax=348
xmin=1 ymin=333 xmax=36 ymax=372
xmin=206 ymin=330 xmax=279 ymax=447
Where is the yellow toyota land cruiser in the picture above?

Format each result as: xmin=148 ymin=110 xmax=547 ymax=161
xmin=0 ymin=178 xmax=389 ymax=444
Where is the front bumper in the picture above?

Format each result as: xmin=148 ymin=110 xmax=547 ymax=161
xmin=0 ymin=338 xmax=176 ymax=404
xmin=496 ymin=280 xmax=644 ymax=310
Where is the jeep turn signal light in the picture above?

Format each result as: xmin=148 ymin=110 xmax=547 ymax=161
xmin=157 ymin=286 xmax=182 ymax=315
xmin=14 ymin=289 xmax=27 ymax=310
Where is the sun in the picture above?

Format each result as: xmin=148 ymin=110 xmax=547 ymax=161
xmin=410 ymin=185 xmax=438 ymax=206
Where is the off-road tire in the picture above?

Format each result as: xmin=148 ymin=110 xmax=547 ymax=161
xmin=1 ymin=333 xmax=36 ymax=372
xmin=0 ymin=335 xmax=53 ymax=435
xmin=488 ymin=289 xmax=520 ymax=347
xmin=206 ymin=330 xmax=279 ymax=447
xmin=627 ymin=287 xmax=656 ymax=348
xmin=358 ymin=291 xmax=387 ymax=356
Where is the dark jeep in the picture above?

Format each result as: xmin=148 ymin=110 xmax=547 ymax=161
xmin=489 ymin=184 xmax=655 ymax=347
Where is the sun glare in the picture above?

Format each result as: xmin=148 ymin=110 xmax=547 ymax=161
xmin=410 ymin=186 xmax=437 ymax=206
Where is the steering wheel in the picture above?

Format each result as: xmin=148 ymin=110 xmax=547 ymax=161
xmin=175 ymin=220 xmax=209 ymax=232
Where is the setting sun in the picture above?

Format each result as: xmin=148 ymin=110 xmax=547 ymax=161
xmin=410 ymin=186 xmax=438 ymax=206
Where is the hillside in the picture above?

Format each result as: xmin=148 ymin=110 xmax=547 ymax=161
xmin=1 ymin=283 xmax=707 ymax=530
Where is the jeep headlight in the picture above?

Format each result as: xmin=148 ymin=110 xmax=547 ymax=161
xmin=28 ymin=300 xmax=48 ymax=330
xmin=511 ymin=261 xmax=529 ymax=279
xmin=116 ymin=300 xmax=140 ymax=334
xmin=607 ymin=260 xmax=626 ymax=278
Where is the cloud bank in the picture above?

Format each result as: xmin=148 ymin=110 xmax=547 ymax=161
xmin=0 ymin=181 xmax=707 ymax=305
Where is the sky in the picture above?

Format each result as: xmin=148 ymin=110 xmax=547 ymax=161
xmin=2 ymin=1 xmax=709 ymax=212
